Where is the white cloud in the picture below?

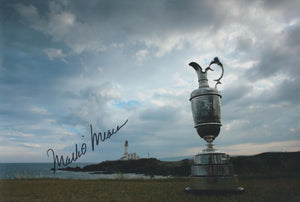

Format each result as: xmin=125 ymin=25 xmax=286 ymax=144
xmin=21 ymin=143 xmax=41 ymax=148
xmin=43 ymin=48 xmax=66 ymax=62
xmin=97 ymin=66 xmax=104 ymax=72
xmin=13 ymin=3 xmax=40 ymax=24
xmin=172 ymin=72 xmax=189 ymax=87
xmin=145 ymin=35 xmax=185 ymax=57
xmin=2 ymin=130 xmax=35 ymax=138
xmin=46 ymin=12 xmax=76 ymax=40
xmin=29 ymin=106 xmax=50 ymax=115
xmin=224 ymin=119 xmax=250 ymax=131
xmin=14 ymin=3 xmax=105 ymax=54
xmin=135 ymin=49 xmax=148 ymax=61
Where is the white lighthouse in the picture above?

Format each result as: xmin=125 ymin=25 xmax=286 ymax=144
xmin=124 ymin=140 xmax=128 ymax=155
xmin=120 ymin=140 xmax=140 ymax=160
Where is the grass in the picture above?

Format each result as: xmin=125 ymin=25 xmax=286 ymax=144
xmin=1 ymin=177 xmax=299 ymax=201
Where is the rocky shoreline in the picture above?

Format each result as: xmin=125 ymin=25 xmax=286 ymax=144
xmin=59 ymin=158 xmax=192 ymax=176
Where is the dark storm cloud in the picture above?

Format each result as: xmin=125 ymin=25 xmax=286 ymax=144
xmin=235 ymin=36 xmax=254 ymax=53
xmin=0 ymin=52 xmax=84 ymax=127
xmin=260 ymin=0 xmax=300 ymax=20
xmin=68 ymin=0 xmax=225 ymax=32
xmin=285 ymin=24 xmax=300 ymax=53
xmin=8 ymin=0 xmax=228 ymax=55
xmin=244 ymin=21 xmax=300 ymax=83
xmin=222 ymin=84 xmax=252 ymax=106
xmin=245 ymin=50 xmax=288 ymax=80
xmin=271 ymin=79 xmax=300 ymax=104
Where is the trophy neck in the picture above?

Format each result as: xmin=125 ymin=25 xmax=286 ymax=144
xmin=197 ymin=71 xmax=209 ymax=88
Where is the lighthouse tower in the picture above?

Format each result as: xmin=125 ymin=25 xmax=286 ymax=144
xmin=120 ymin=140 xmax=140 ymax=160
xmin=124 ymin=140 xmax=128 ymax=155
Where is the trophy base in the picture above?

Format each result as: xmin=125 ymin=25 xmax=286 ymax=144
xmin=185 ymin=186 xmax=244 ymax=194
xmin=185 ymin=176 xmax=244 ymax=193
xmin=185 ymin=151 xmax=244 ymax=193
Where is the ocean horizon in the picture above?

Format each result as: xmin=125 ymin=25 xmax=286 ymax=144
xmin=0 ymin=163 xmax=169 ymax=180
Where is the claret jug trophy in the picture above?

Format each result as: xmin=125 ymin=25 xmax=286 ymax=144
xmin=185 ymin=57 xmax=244 ymax=192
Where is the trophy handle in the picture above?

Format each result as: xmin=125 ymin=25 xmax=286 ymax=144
xmin=207 ymin=57 xmax=224 ymax=89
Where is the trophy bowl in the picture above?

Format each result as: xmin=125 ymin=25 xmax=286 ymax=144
xmin=190 ymin=87 xmax=222 ymax=146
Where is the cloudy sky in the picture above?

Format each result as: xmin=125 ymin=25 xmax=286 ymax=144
xmin=1 ymin=0 xmax=300 ymax=163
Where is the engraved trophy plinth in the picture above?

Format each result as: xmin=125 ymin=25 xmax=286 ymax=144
xmin=185 ymin=57 xmax=244 ymax=193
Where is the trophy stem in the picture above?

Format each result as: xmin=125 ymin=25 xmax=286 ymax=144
xmin=204 ymin=142 xmax=216 ymax=152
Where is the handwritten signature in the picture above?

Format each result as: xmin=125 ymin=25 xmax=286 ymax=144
xmin=47 ymin=119 xmax=128 ymax=173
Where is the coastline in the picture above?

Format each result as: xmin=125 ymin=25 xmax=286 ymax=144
xmin=2 ymin=151 xmax=299 ymax=180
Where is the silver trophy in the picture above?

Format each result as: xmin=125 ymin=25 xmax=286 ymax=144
xmin=185 ymin=57 xmax=244 ymax=192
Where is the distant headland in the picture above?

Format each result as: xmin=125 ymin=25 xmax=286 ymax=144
xmin=59 ymin=151 xmax=300 ymax=178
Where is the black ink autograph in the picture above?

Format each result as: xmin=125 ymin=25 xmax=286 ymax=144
xmin=47 ymin=119 xmax=128 ymax=173
xmin=47 ymin=143 xmax=87 ymax=173
xmin=90 ymin=119 xmax=128 ymax=151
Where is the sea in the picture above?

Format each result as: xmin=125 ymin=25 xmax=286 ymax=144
xmin=0 ymin=163 xmax=168 ymax=180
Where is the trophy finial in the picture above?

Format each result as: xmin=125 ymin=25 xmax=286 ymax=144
xmin=189 ymin=57 xmax=224 ymax=89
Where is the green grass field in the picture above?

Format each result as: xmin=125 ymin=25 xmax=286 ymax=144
xmin=1 ymin=177 xmax=299 ymax=201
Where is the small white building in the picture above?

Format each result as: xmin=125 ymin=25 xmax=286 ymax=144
xmin=120 ymin=140 xmax=140 ymax=160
